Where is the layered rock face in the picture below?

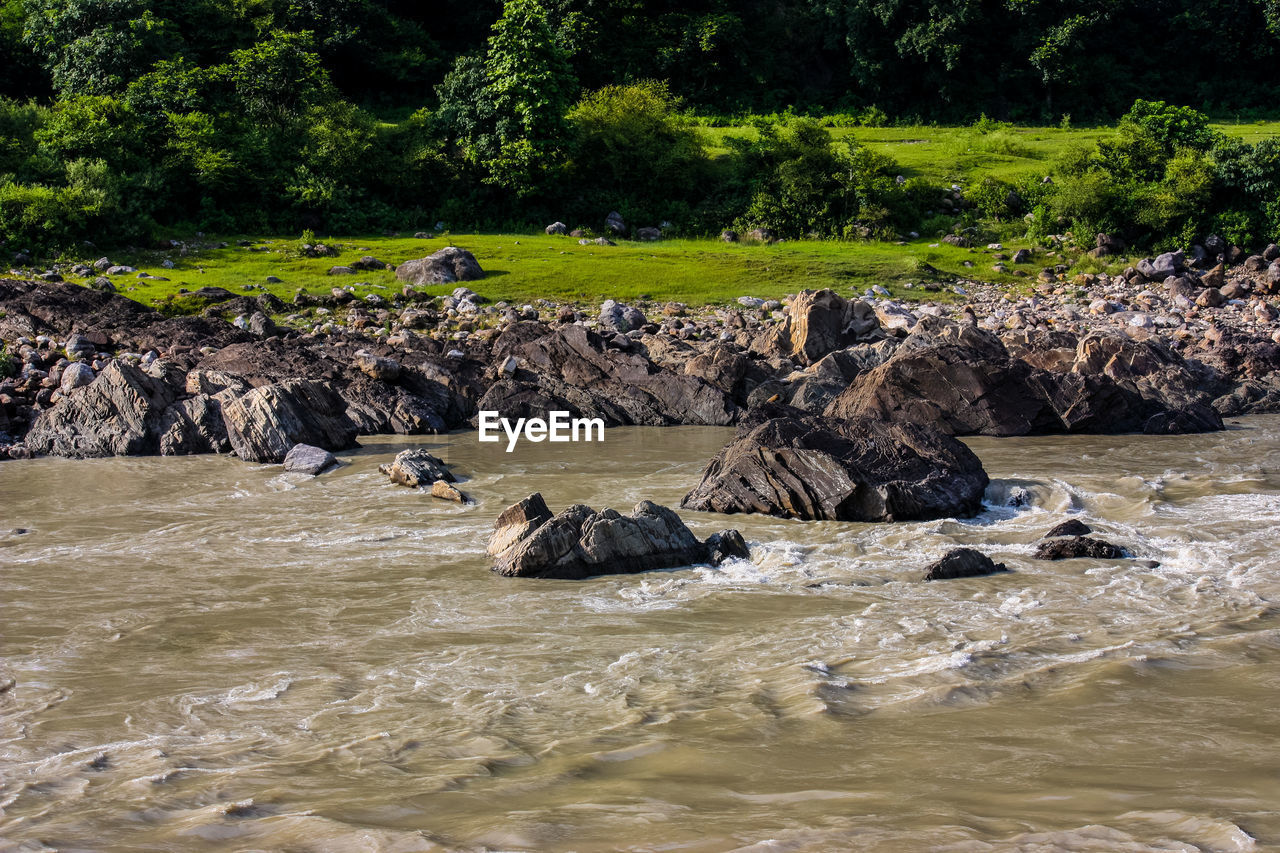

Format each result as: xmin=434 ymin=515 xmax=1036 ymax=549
xmin=487 ymin=493 xmax=749 ymax=580
xmin=680 ymin=405 xmax=990 ymax=522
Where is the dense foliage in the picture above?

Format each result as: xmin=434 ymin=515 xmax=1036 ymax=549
xmin=1 ymin=0 xmax=1278 ymax=255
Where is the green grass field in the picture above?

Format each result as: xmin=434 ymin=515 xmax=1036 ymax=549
xmin=697 ymin=120 xmax=1280 ymax=184
xmin=81 ymin=232 xmax=1057 ymax=312
xmin=74 ymin=118 xmax=1276 ymax=312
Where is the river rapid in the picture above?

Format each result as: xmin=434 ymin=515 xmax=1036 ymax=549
xmin=2 ymin=419 xmax=1280 ymax=852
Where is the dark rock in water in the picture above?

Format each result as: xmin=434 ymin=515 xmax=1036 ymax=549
xmin=923 ymin=548 xmax=1009 ymax=580
xmin=1143 ymin=403 xmax=1224 ymax=435
xmin=680 ymin=405 xmax=989 ymax=522
xmin=25 ymin=361 xmax=177 ymax=457
xmin=283 ymin=443 xmax=338 ymax=475
xmin=1043 ymin=519 xmax=1092 ymax=539
xmin=704 ymin=529 xmax=751 ymax=563
xmin=1034 ymin=536 xmax=1127 ymax=560
xmin=379 ymin=448 xmax=454 ymax=487
xmin=395 ymin=246 xmax=483 ymax=286
xmin=488 ymin=492 xmax=742 ymax=579
xmin=220 ymin=379 xmax=358 ymax=463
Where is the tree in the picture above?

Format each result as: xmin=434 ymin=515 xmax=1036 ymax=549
xmin=481 ymin=0 xmax=575 ymax=194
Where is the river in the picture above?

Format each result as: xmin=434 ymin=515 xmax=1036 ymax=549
xmin=2 ymin=419 xmax=1279 ymax=851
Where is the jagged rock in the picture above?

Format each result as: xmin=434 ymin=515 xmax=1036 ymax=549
xmin=680 ymin=405 xmax=989 ymax=522
xmin=26 ymin=362 xmax=178 ymax=457
xmin=1034 ymin=536 xmax=1127 ymax=560
xmin=487 ymin=493 xmax=740 ymax=579
xmin=923 ymin=548 xmax=1009 ymax=581
xmin=478 ymin=323 xmax=736 ymax=427
xmin=379 ymin=448 xmax=455 ymax=487
xmin=157 ymin=394 xmax=229 ymax=455
xmin=605 ymin=211 xmax=627 ymax=236
xmin=283 ymin=443 xmax=337 ymax=475
xmin=394 ymin=246 xmax=484 ymax=286
xmin=430 ymin=479 xmax=470 ymax=503
xmin=1043 ymin=519 xmax=1091 ymax=538
xmin=783 ymin=289 xmax=879 ymax=365
xmin=220 ymin=380 xmax=358 ymax=463
xmin=704 ymin=529 xmax=751 ymax=563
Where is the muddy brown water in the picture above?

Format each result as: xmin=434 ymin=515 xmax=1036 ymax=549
xmin=2 ymin=419 xmax=1279 ymax=851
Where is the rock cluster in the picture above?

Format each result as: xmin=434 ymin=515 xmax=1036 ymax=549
xmin=487 ymin=493 xmax=748 ymax=579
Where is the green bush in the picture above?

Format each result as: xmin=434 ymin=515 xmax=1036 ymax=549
xmin=566 ymin=81 xmax=709 ymax=225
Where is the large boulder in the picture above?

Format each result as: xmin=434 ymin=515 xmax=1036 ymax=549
xmin=283 ymin=443 xmax=338 ymax=475
xmin=25 ymin=361 xmax=177 ymax=458
xmin=680 ymin=406 xmax=989 ymax=522
xmin=394 ymin=247 xmax=484 ymax=286
xmin=220 ymin=379 xmax=358 ymax=463
xmin=487 ymin=492 xmax=746 ymax=580
xmin=784 ymin=289 xmax=879 ymax=365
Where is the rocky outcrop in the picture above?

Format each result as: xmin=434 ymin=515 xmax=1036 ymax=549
xmin=1143 ymin=403 xmax=1225 ymax=435
xmin=379 ymin=448 xmax=454 ymax=487
xmin=220 ymin=380 xmax=358 ymax=463
xmin=157 ymin=393 xmax=230 ymax=456
xmin=487 ymin=493 xmax=747 ymax=579
xmin=25 ymin=362 xmax=177 ymax=457
xmin=394 ymin=247 xmax=484 ymax=286
xmin=477 ymin=323 xmax=736 ymax=426
xmin=680 ymin=405 xmax=989 ymax=522
xmin=825 ymin=321 xmax=1218 ymax=436
xmin=924 ymin=548 xmax=1009 ymax=580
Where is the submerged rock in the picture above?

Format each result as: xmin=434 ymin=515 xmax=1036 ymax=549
xmin=1034 ymin=536 xmax=1128 ymax=560
xmin=379 ymin=448 xmax=454 ymax=487
xmin=487 ymin=492 xmax=746 ymax=579
xmin=923 ymin=548 xmax=1009 ymax=580
xmin=1043 ymin=519 xmax=1092 ymax=538
xmin=680 ymin=405 xmax=989 ymax=522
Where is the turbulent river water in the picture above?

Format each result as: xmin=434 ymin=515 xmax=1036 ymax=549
xmin=3 ymin=418 xmax=1280 ymax=852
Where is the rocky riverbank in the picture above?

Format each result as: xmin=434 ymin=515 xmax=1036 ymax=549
xmin=3 ymin=241 xmax=1280 ymax=467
